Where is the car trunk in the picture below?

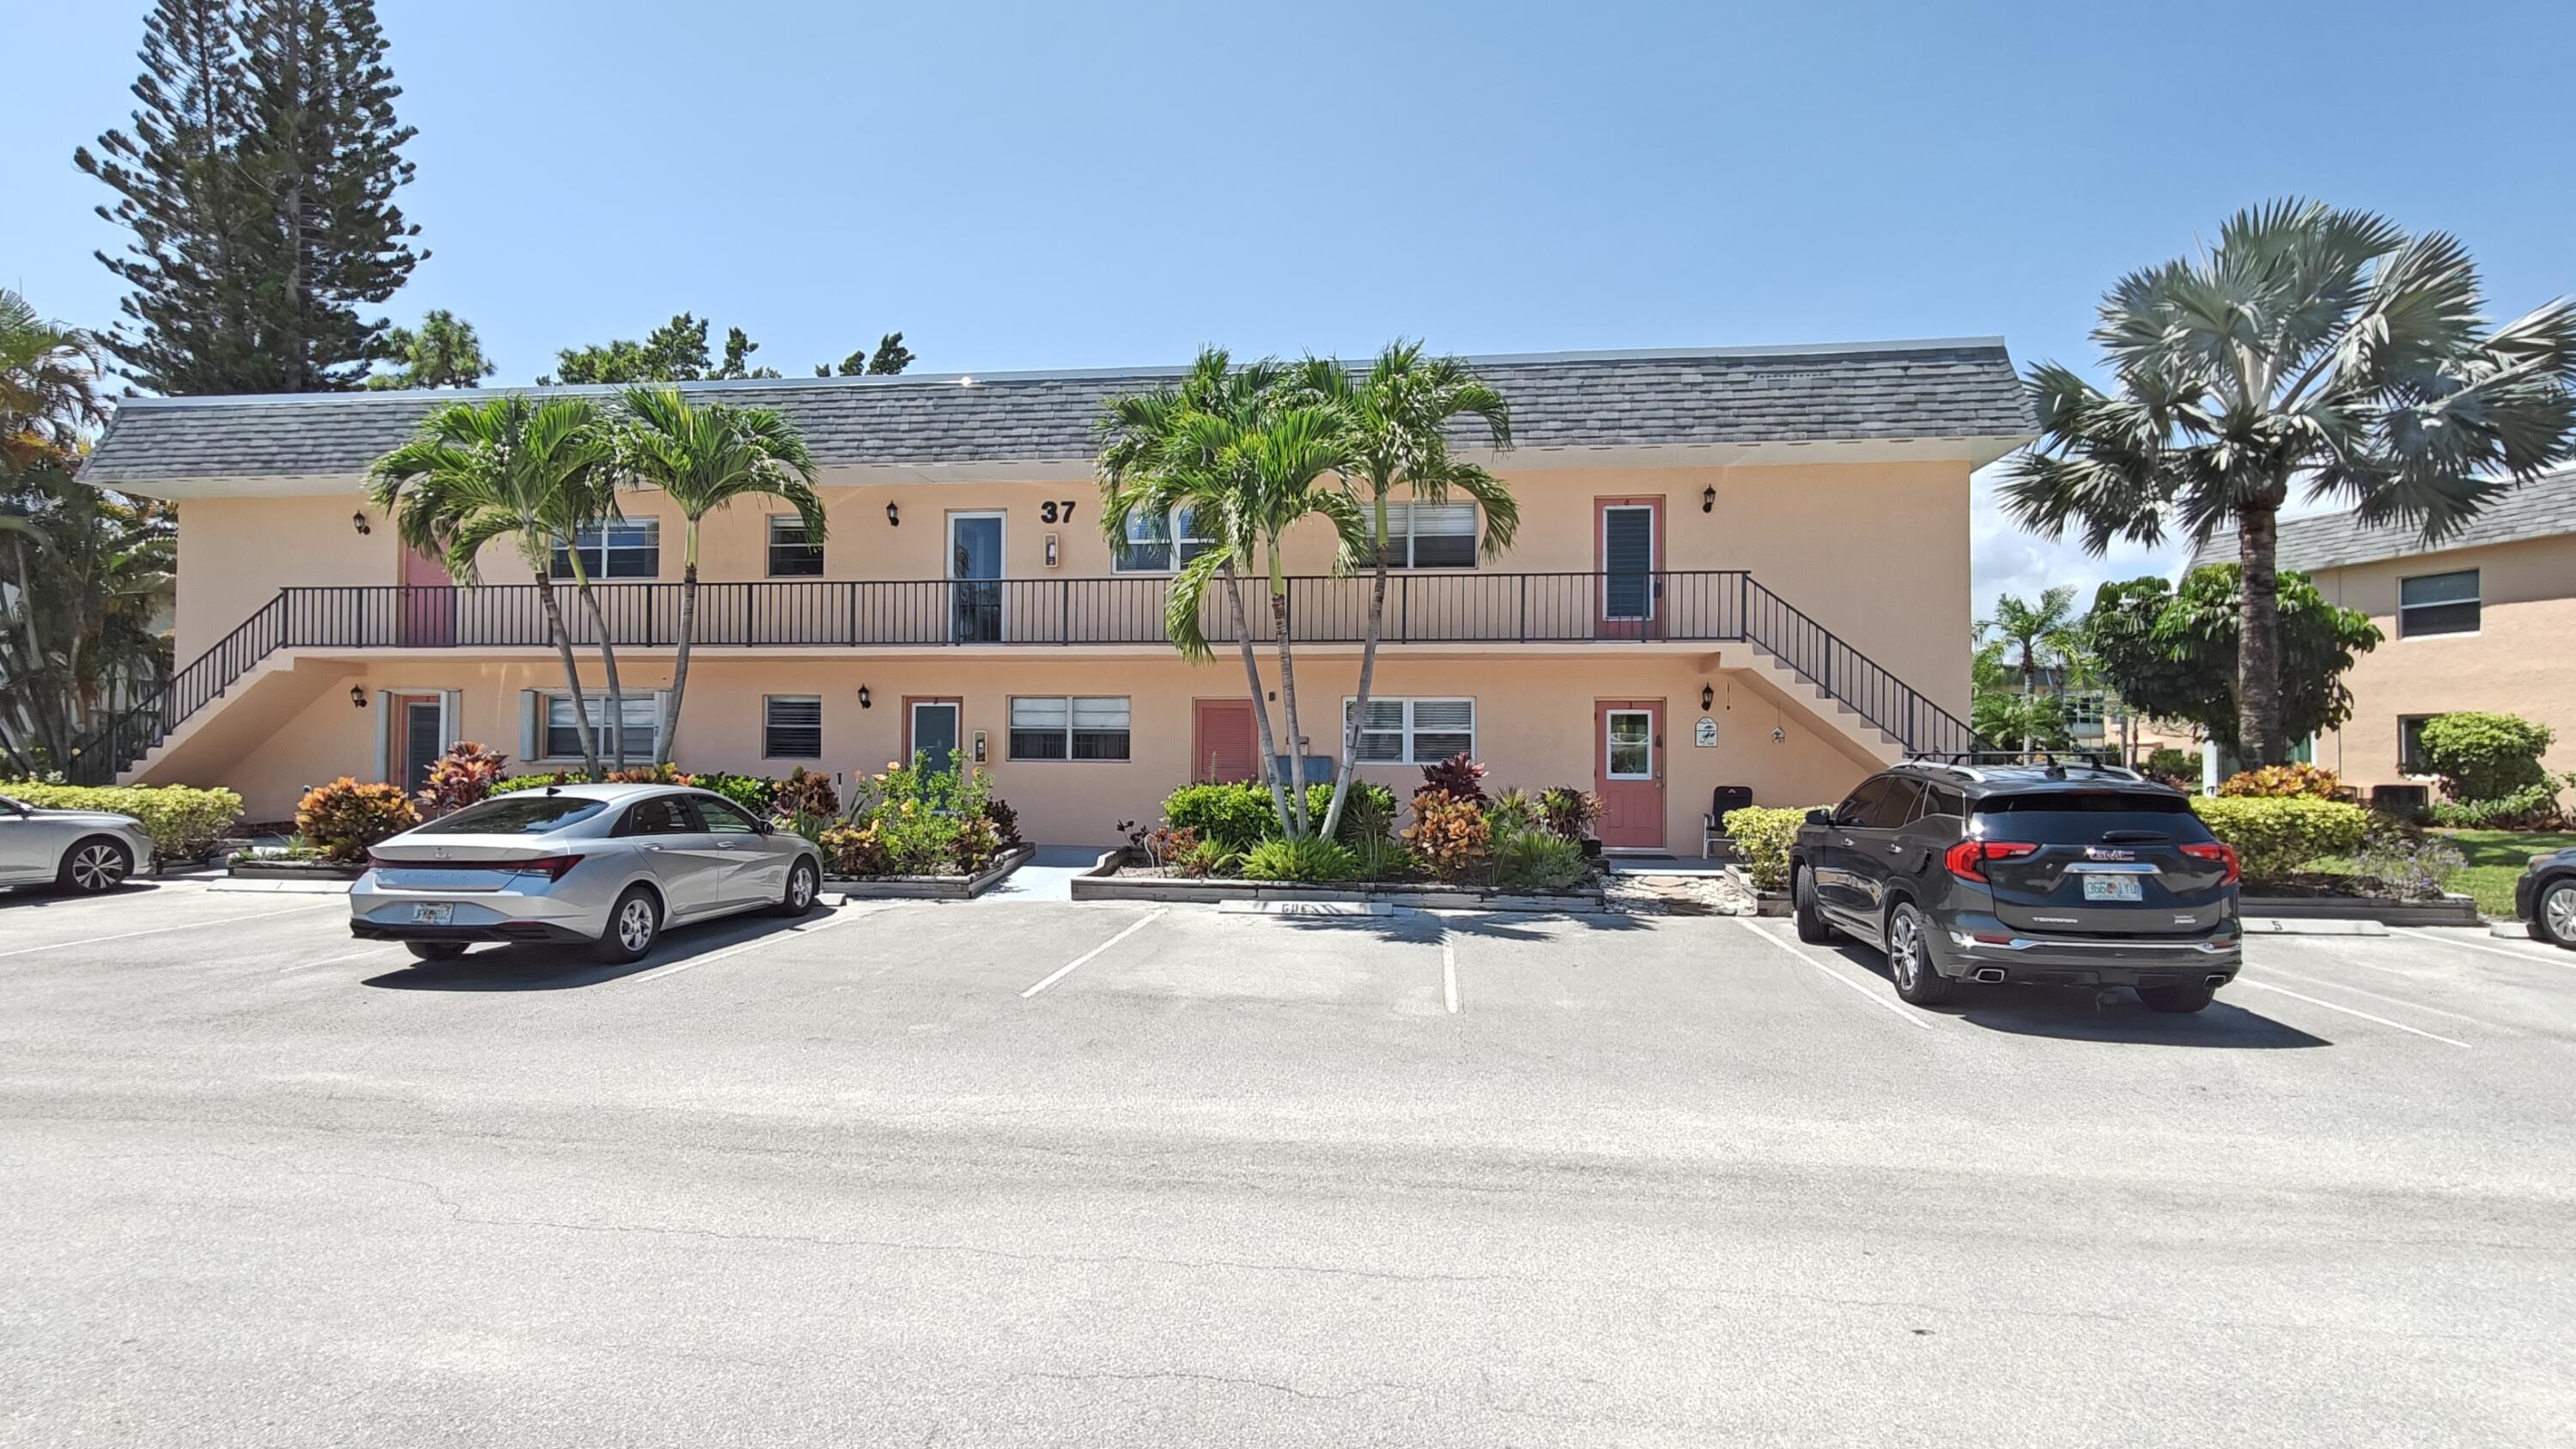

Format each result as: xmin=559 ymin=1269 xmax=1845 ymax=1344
xmin=1971 ymin=790 xmax=2232 ymax=935
xmin=368 ymin=834 xmax=577 ymax=893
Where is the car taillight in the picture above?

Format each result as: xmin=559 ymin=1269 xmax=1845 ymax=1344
xmin=507 ymin=854 xmax=585 ymax=881
xmin=2180 ymin=842 xmax=2240 ymax=885
xmin=1944 ymin=839 xmax=2038 ymax=882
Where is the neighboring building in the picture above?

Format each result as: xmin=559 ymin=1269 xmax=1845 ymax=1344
xmin=71 ymin=339 xmax=2031 ymax=848
xmin=2190 ymin=468 xmax=2576 ymax=809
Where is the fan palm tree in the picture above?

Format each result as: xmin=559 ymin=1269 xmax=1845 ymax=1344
xmin=2002 ymin=199 xmax=2576 ymax=764
xmin=614 ymin=386 xmax=823 ymax=766
xmin=368 ymin=396 xmax=621 ymax=779
xmin=1282 ymin=343 xmax=1518 ymax=839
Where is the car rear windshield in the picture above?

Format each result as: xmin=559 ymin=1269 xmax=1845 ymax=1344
xmin=412 ymin=795 xmax=609 ymax=835
xmin=1975 ymin=789 xmax=2190 ymax=815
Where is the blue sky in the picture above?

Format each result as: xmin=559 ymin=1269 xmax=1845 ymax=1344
xmin=10 ymin=0 xmax=2574 ymax=618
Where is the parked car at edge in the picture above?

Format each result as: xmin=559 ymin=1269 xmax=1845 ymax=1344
xmin=1789 ymin=760 xmax=2243 ymax=1013
xmin=0 ymin=793 xmax=156 ymax=893
xmin=350 ymin=783 xmax=823 ymax=963
xmin=2517 ymin=846 xmax=2576 ymax=950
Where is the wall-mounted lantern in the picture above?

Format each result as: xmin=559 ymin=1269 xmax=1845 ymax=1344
xmin=352 ymin=510 xmax=372 ymax=534
xmin=1700 ymin=486 xmax=1716 ymax=514
xmin=348 ymin=685 xmax=367 ymax=709
xmin=884 ymin=502 xmax=900 ymax=527
xmin=857 ymin=685 xmax=873 ymax=709
xmin=1700 ymin=683 xmax=1715 ymax=711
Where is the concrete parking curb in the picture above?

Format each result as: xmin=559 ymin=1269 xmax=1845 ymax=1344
xmin=2242 ymin=916 xmax=2388 ymax=936
xmin=207 ymin=878 xmax=352 ymax=895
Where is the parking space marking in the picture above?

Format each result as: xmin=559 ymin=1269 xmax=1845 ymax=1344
xmin=2396 ymin=929 xmax=2573 ymax=971
xmin=1442 ymin=938 xmax=1459 ymax=1014
xmin=2249 ymin=965 xmax=2494 ymax=1028
xmin=0 ymin=902 xmax=343 ymax=960
xmin=2232 ymin=978 xmax=2471 ymax=1049
xmin=1020 ymin=908 xmax=1167 ymax=999
xmin=625 ymin=905 xmax=879 ymax=986
xmin=1735 ymin=918 xmax=1935 ymax=1031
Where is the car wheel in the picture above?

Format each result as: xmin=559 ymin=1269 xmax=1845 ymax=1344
xmin=774 ymin=857 xmax=820 ymax=916
xmin=1792 ymin=865 xmax=1835 ymax=943
xmin=57 ymin=836 xmax=134 ymax=894
xmin=1886 ymin=902 xmax=1957 ymax=1007
xmin=2533 ymin=880 xmax=2576 ymax=951
xmin=594 ymin=886 xmax=662 ymax=964
xmin=2138 ymin=982 xmax=2217 ymax=1014
xmin=405 ymin=941 xmax=469 ymax=962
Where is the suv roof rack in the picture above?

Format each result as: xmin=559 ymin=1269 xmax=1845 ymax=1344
xmin=1900 ymin=750 xmax=2148 ymax=784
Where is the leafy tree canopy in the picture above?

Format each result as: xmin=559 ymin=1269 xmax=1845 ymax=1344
xmin=2087 ymin=565 xmax=2381 ymax=755
xmin=546 ymin=316 xmax=914 ymax=386
xmin=367 ymin=308 xmax=491 ymax=389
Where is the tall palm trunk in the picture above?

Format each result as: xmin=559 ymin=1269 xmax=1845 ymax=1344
xmin=2236 ymin=498 xmax=2286 ymax=766
xmin=1319 ymin=500 xmax=1390 ymax=841
xmin=2019 ymin=645 xmax=2037 ymax=755
xmin=656 ymin=522 xmax=702 ymax=768
xmin=1222 ymin=563 xmax=1293 ymax=832
xmin=531 ymin=572 xmax=600 ymax=779
xmin=556 ymin=552 xmax=627 ymax=771
xmin=1267 ymin=547 xmax=1312 ymax=839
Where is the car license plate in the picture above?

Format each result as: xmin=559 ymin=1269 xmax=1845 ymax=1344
xmin=2082 ymin=875 xmax=2143 ymax=903
xmin=410 ymin=903 xmax=454 ymax=925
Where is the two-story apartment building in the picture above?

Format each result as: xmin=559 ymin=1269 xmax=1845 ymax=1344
xmin=2190 ymin=466 xmax=2576 ymax=810
xmin=71 ymin=338 xmax=2031 ymax=848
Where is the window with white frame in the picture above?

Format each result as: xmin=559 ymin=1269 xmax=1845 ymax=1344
xmin=1379 ymin=502 xmax=1478 ymax=569
xmin=766 ymin=515 xmax=823 ymax=576
xmin=2398 ymin=569 xmax=2480 ymax=637
xmin=1113 ymin=506 xmax=1214 ymax=573
xmin=1009 ymin=696 xmax=1132 ymax=760
xmin=763 ymin=696 xmax=823 ymax=758
xmin=1346 ymin=697 xmax=1474 ymax=764
xmin=550 ymin=520 xmax=659 ymax=579
xmin=540 ymin=693 xmax=659 ymax=761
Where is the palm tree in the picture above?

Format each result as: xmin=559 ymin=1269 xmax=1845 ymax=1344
xmin=2002 ymin=199 xmax=2576 ymax=764
xmin=368 ymin=396 xmax=621 ymax=779
xmin=1283 ymin=344 xmax=1517 ymax=839
xmin=1977 ymin=587 xmax=2081 ymax=752
xmin=1097 ymin=350 xmax=1364 ymax=838
xmin=614 ymin=386 xmax=823 ymax=767
xmin=0 ymin=289 xmax=106 ymax=476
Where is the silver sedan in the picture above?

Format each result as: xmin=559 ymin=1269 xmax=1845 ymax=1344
xmin=0 ymin=794 xmax=158 ymax=893
xmin=350 ymin=783 xmax=824 ymax=963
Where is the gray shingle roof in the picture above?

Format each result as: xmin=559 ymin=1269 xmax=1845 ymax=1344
xmin=2187 ymin=468 xmax=2576 ymax=573
xmin=80 ymin=338 xmax=2030 ymax=488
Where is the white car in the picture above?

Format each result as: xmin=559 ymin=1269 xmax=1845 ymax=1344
xmin=350 ymin=783 xmax=824 ymax=963
xmin=0 ymin=794 xmax=157 ymax=893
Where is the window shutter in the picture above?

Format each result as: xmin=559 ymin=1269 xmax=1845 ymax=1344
xmin=519 ymin=691 xmax=538 ymax=761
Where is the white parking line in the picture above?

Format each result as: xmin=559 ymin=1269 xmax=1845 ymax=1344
xmin=0 ymin=902 xmax=342 ymax=960
xmin=2396 ymin=929 xmax=2573 ymax=971
xmin=2232 ymin=978 xmax=2471 ymax=1049
xmin=2250 ymin=965 xmax=2494 ymax=1027
xmin=1443 ymin=938 xmax=1460 ymax=1014
xmin=1735 ymin=918 xmax=1935 ymax=1031
xmin=1021 ymin=908 xmax=1167 ymax=999
xmin=624 ymin=906 xmax=877 ymax=986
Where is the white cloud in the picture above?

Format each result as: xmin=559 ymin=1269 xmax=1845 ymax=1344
xmin=1967 ymin=460 xmax=2185 ymax=624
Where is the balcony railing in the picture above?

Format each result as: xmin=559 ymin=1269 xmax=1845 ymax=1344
xmin=64 ymin=571 xmax=1984 ymax=782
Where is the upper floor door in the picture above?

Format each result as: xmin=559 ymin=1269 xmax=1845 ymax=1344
xmin=398 ymin=547 xmax=455 ymax=647
xmin=1595 ymin=497 xmax=1661 ymax=639
xmin=949 ymin=512 xmax=1004 ymax=643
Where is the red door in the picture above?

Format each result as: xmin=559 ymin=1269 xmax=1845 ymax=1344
xmin=1595 ymin=497 xmax=1662 ymax=639
xmin=398 ymin=547 xmax=456 ymax=647
xmin=1192 ymin=699 xmax=1259 ymax=782
xmin=1595 ymin=699 xmax=1664 ymax=849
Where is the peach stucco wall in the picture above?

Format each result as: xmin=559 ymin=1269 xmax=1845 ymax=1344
xmin=176 ymin=648 xmax=1878 ymax=843
xmin=2305 ymin=534 xmax=2576 ymax=802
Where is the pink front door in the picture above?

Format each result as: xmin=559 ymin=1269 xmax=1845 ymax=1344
xmin=398 ymin=548 xmax=456 ymax=647
xmin=1595 ymin=700 xmax=1664 ymax=849
xmin=1192 ymin=699 xmax=1259 ymax=783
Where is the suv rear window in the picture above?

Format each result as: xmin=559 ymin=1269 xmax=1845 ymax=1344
xmin=1976 ymin=789 xmax=2190 ymax=815
xmin=415 ymin=795 xmax=610 ymax=835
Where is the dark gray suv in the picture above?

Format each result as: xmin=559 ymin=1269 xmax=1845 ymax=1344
xmin=1789 ymin=758 xmax=2243 ymax=1013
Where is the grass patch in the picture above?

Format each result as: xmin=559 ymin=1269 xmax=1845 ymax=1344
xmin=2310 ymin=829 xmax=2576 ymax=918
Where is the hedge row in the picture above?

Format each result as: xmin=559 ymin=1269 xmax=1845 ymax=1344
xmin=0 ymin=782 xmax=245 ymax=863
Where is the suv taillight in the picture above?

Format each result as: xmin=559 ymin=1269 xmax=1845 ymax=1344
xmin=2179 ymin=842 xmax=2240 ymax=885
xmin=508 ymin=854 xmax=585 ymax=881
xmin=1944 ymin=839 xmax=2038 ymax=882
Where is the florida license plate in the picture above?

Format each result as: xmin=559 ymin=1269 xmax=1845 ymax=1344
xmin=410 ymin=903 xmax=454 ymax=925
xmin=2081 ymin=875 xmax=2143 ymax=903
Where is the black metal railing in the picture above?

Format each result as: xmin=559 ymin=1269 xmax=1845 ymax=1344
xmin=64 ymin=571 xmax=1983 ymax=782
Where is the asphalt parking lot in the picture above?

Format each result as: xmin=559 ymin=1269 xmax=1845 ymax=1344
xmin=5 ymin=880 xmax=2574 ymax=1447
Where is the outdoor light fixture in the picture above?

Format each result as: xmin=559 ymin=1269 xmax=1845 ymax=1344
xmin=858 ymin=685 xmax=872 ymax=709
xmin=1701 ymin=486 xmax=1715 ymax=514
xmin=348 ymin=686 xmax=367 ymax=709
xmin=352 ymin=510 xmax=372 ymax=534
xmin=884 ymin=502 xmax=900 ymax=527
xmin=1701 ymin=683 xmax=1715 ymax=710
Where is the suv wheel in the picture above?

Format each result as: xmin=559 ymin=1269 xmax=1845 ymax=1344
xmin=2532 ymin=879 xmax=2576 ymax=950
xmin=594 ymin=886 xmax=662 ymax=964
xmin=1792 ymin=865 xmax=1835 ymax=943
xmin=1886 ymin=902 xmax=1957 ymax=1007
xmin=2138 ymin=982 xmax=2217 ymax=1014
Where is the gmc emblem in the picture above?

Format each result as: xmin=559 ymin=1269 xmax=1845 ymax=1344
xmin=2084 ymin=847 xmax=2136 ymax=861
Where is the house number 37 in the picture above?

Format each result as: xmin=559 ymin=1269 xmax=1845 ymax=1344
xmin=1039 ymin=500 xmax=1078 ymax=524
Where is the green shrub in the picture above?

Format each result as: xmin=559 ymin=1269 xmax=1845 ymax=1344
xmin=2354 ymin=819 xmax=2466 ymax=899
xmin=839 ymin=752 xmax=993 ymax=874
xmin=1493 ymin=827 xmax=1589 ymax=890
xmin=2188 ymin=796 xmax=2368 ymax=883
xmin=492 ymin=771 xmax=580 ymax=795
xmin=2418 ymin=712 xmax=2556 ymax=803
xmin=2427 ymin=780 xmax=2567 ymax=831
xmin=2142 ymin=747 xmax=2202 ymax=785
xmin=694 ymin=771 xmax=777 ymax=815
xmin=1164 ymin=782 xmax=1282 ymax=852
xmin=1538 ymin=786 xmax=1601 ymax=842
xmin=1722 ymin=805 xmax=1815 ymax=890
xmin=0 ymin=781 xmax=244 ymax=863
xmin=1241 ymin=836 xmax=1358 ymax=882
xmin=1306 ymin=780 xmax=1400 ymax=843
xmin=295 ymin=777 xmax=419 ymax=863
xmin=2219 ymin=763 xmax=2345 ymax=799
